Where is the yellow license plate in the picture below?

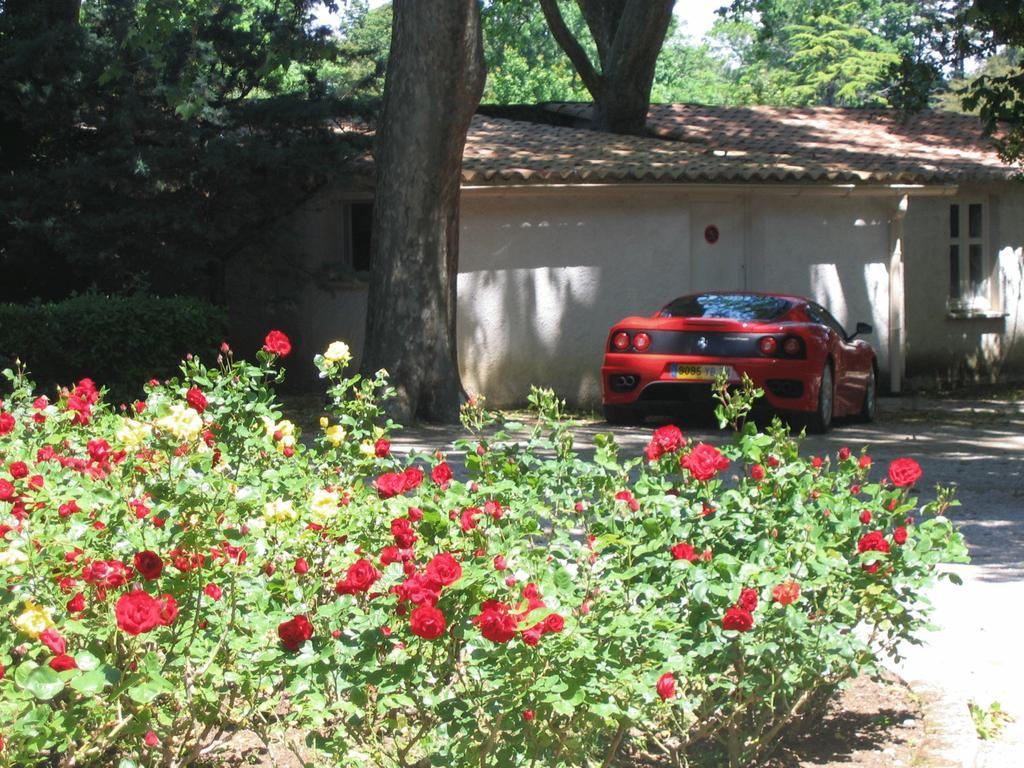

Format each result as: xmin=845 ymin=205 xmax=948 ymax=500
xmin=671 ymin=364 xmax=735 ymax=381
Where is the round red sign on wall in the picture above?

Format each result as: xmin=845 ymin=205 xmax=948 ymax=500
xmin=704 ymin=224 xmax=720 ymax=244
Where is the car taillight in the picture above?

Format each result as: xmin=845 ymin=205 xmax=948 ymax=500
xmin=633 ymin=332 xmax=651 ymax=352
xmin=758 ymin=336 xmax=777 ymax=355
xmin=783 ymin=337 xmax=802 ymax=356
xmin=612 ymin=332 xmax=631 ymax=351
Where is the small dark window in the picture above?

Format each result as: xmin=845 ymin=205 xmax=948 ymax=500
xmin=949 ymin=245 xmax=960 ymax=299
xmin=949 ymin=204 xmax=959 ymax=238
xmin=969 ymin=244 xmax=984 ymax=293
xmin=968 ymin=204 xmax=982 ymax=238
xmin=350 ymin=202 xmax=373 ymax=273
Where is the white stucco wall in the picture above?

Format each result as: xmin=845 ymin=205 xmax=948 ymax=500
xmin=458 ymin=186 xmax=897 ymax=408
xmin=458 ymin=187 xmax=691 ymax=406
xmin=903 ymin=182 xmax=1024 ymax=386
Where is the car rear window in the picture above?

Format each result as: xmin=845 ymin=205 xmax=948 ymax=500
xmin=659 ymin=294 xmax=793 ymax=321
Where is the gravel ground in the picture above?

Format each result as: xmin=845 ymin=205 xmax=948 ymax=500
xmin=389 ymin=395 xmax=1024 ymax=768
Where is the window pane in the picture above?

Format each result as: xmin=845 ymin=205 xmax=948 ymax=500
xmin=969 ymin=244 xmax=984 ymax=294
xmin=969 ymin=204 xmax=982 ymax=238
xmin=949 ymin=204 xmax=960 ymax=238
xmin=350 ymin=202 xmax=373 ymax=273
xmin=659 ymin=293 xmax=793 ymax=321
xmin=949 ymin=245 xmax=960 ymax=299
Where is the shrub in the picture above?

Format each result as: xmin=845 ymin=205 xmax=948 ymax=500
xmin=0 ymin=294 xmax=226 ymax=402
xmin=0 ymin=337 xmax=967 ymax=767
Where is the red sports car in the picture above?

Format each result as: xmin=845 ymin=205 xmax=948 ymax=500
xmin=601 ymin=292 xmax=877 ymax=432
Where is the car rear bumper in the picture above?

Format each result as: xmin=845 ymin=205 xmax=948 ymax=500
xmin=601 ymin=353 xmax=820 ymax=413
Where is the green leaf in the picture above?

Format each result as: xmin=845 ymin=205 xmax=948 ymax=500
xmin=20 ymin=665 xmax=65 ymax=701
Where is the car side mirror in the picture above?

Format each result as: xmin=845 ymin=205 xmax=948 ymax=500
xmin=848 ymin=321 xmax=872 ymax=340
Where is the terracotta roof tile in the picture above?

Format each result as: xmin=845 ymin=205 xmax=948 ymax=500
xmin=462 ymin=104 xmax=1014 ymax=186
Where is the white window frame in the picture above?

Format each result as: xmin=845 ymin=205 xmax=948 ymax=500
xmin=947 ymin=198 xmax=996 ymax=315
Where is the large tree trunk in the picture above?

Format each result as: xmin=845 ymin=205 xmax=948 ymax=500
xmin=539 ymin=0 xmax=675 ymax=135
xmin=361 ymin=0 xmax=485 ymax=424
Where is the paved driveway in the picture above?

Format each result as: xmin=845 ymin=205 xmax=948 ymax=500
xmin=393 ymin=396 xmax=1024 ymax=767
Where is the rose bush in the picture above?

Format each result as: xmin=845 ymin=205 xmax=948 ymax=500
xmin=0 ymin=341 xmax=967 ymax=767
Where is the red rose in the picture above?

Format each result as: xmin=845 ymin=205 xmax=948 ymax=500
xmin=409 ymin=604 xmax=446 ymax=640
xmin=0 ymin=479 xmax=13 ymax=500
xmin=838 ymin=447 xmax=851 ymax=461
xmin=0 ymin=411 xmax=15 ymax=434
xmin=9 ymin=461 xmax=28 ymax=479
xmin=893 ymin=526 xmax=908 ymax=545
xmin=115 ymin=590 xmax=165 ymax=636
xmin=204 ymin=583 xmax=223 ymax=601
xmin=680 ymin=443 xmax=729 ymax=481
xmin=656 ymin=672 xmax=676 ymax=700
xmin=523 ymin=710 xmax=535 ymax=722
xmin=473 ymin=602 xmax=519 ymax=643
xmin=859 ymin=454 xmax=873 ymax=469
xmin=749 ymin=463 xmax=765 ymax=481
xmin=144 ymin=731 xmax=160 ymax=748
xmin=425 ymin=553 xmax=462 ymax=587
xmin=133 ymin=551 xmax=164 ymax=581
xmin=263 ymin=330 xmax=292 ymax=356
xmin=66 ymin=592 xmax=85 ymax=614
xmin=644 ymin=425 xmax=686 ymax=462
xmin=374 ymin=438 xmax=390 ymax=458
xmin=460 ymin=507 xmax=481 ymax=532
xmin=859 ymin=510 xmax=872 ymax=524
xmin=158 ymin=594 xmax=178 ymax=626
xmin=39 ymin=629 xmax=66 ymax=655
xmin=888 ymin=458 xmax=922 ymax=487
xmin=857 ymin=531 xmax=891 ymax=554
xmin=431 ymin=461 xmax=453 ymax=488
xmin=293 ymin=558 xmax=309 ymax=575
xmin=615 ymin=490 xmax=640 ymax=512
xmin=375 ymin=471 xmax=406 ymax=499
xmin=185 ymin=387 xmax=208 ymax=413
xmin=83 ymin=559 xmax=132 ymax=589
xmin=335 ymin=558 xmax=380 ymax=595
xmin=493 ymin=555 xmax=508 ymax=571
xmin=670 ymin=542 xmax=698 ymax=562
xmin=737 ymin=587 xmax=759 ymax=612
xmin=49 ymin=654 xmax=77 ymax=672
xmin=772 ymin=581 xmax=801 ymax=606
xmin=401 ymin=467 xmax=424 ymax=492
xmin=278 ymin=614 xmax=313 ymax=651
xmin=544 ymin=613 xmax=565 ymax=633
xmin=722 ymin=607 xmax=754 ymax=632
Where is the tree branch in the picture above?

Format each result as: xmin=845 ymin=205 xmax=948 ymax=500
xmin=538 ymin=0 xmax=604 ymax=99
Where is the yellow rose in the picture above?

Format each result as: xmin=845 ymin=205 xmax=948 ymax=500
xmin=116 ymin=417 xmax=152 ymax=447
xmin=359 ymin=440 xmax=376 ymax=457
xmin=156 ymin=404 xmax=203 ymax=442
xmin=263 ymin=498 xmax=298 ymax=524
xmin=309 ymin=488 xmax=340 ymax=524
xmin=319 ymin=416 xmax=329 ymax=428
xmin=325 ymin=424 xmax=346 ymax=447
xmin=14 ymin=601 xmax=55 ymax=638
xmin=323 ymin=340 xmax=352 ymax=365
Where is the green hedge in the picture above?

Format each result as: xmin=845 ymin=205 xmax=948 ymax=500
xmin=0 ymin=294 xmax=226 ymax=402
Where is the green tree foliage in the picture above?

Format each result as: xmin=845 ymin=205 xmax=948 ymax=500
xmin=0 ymin=0 xmax=368 ymax=303
xmin=714 ymin=1 xmax=996 ymax=109
xmin=482 ymin=0 xmax=591 ymax=103
xmin=955 ymin=0 xmax=1024 ymax=164
xmin=321 ymin=0 xmax=392 ymax=98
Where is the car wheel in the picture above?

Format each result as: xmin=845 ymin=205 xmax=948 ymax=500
xmin=806 ymin=364 xmax=834 ymax=434
xmin=859 ymin=367 xmax=877 ymax=422
xmin=603 ymin=405 xmax=642 ymax=426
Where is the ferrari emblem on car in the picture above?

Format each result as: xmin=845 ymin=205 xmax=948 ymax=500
xmin=697 ymin=336 xmax=708 ymax=350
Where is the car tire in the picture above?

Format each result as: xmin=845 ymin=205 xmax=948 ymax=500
xmin=859 ymin=366 xmax=877 ymax=423
xmin=806 ymin=363 xmax=834 ymax=434
xmin=604 ymin=405 xmax=642 ymax=426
